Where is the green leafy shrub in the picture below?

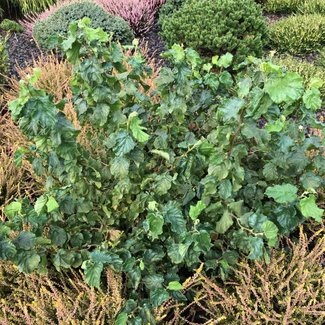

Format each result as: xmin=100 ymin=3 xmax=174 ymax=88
xmin=157 ymin=227 xmax=325 ymax=324
xmin=269 ymin=14 xmax=325 ymax=55
xmin=265 ymin=0 xmax=325 ymax=13
xmin=158 ymin=0 xmax=185 ymax=25
xmin=1 ymin=19 xmax=324 ymax=322
xmin=274 ymin=55 xmax=325 ymax=100
xmin=0 ymin=36 xmax=9 ymax=85
xmin=0 ymin=19 xmax=24 ymax=33
xmin=33 ymin=1 xmax=134 ymax=50
xmin=160 ymin=0 xmax=267 ymax=63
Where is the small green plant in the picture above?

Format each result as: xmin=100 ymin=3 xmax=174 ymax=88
xmin=33 ymin=1 xmax=134 ymax=50
xmin=160 ymin=0 xmax=267 ymax=63
xmin=0 ymin=19 xmax=324 ymax=323
xmin=0 ymin=19 xmax=24 ymax=33
xmin=269 ymin=14 xmax=325 ymax=55
xmin=0 ymin=36 xmax=9 ymax=85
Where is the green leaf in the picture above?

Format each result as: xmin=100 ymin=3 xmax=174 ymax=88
xmin=151 ymin=149 xmax=170 ymax=161
xmin=115 ymin=312 xmax=128 ymax=325
xmin=46 ymin=196 xmax=59 ymax=213
xmin=114 ymin=131 xmax=135 ymax=156
xmin=17 ymin=252 xmax=40 ymax=273
xmin=168 ymin=243 xmax=189 ymax=264
xmin=219 ymin=98 xmax=244 ymax=121
xmin=0 ymin=239 xmax=17 ymax=260
xmin=300 ymin=195 xmax=324 ymax=222
xmin=265 ymin=72 xmax=304 ymax=103
xmin=34 ymin=195 xmax=48 ymax=215
xmin=216 ymin=53 xmax=233 ymax=68
xmin=154 ymin=174 xmax=172 ymax=196
xmin=168 ymin=281 xmax=183 ymax=291
xmin=189 ymin=201 xmax=206 ymax=220
xmin=300 ymin=172 xmax=322 ymax=190
xmin=147 ymin=213 xmax=164 ymax=240
xmin=13 ymin=232 xmax=36 ymax=250
xmin=128 ymin=112 xmax=149 ymax=143
xmin=248 ymin=237 xmax=264 ymax=260
xmin=143 ymin=274 xmax=164 ymax=290
xmin=263 ymin=163 xmax=278 ymax=180
xmin=218 ymin=180 xmax=232 ymax=200
xmin=49 ymin=227 xmax=67 ymax=247
xmin=163 ymin=203 xmax=187 ymax=235
xmin=303 ymin=87 xmax=322 ymax=111
xmin=262 ymin=221 xmax=278 ymax=240
xmin=82 ymin=260 xmax=103 ymax=289
xmin=5 ymin=201 xmax=22 ymax=217
xmin=110 ymin=156 xmax=130 ymax=179
xmin=237 ymin=77 xmax=252 ymax=98
xmin=150 ymin=288 xmax=169 ymax=307
xmin=216 ymin=210 xmax=233 ymax=234
xmin=265 ymin=184 xmax=298 ymax=203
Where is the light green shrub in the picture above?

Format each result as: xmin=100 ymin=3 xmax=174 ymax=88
xmin=0 ymin=19 xmax=24 ymax=33
xmin=265 ymin=0 xmax=325 ymax=13
xmin=33 ymin=1 xmax=134 ymax=50
xmin=0 ymin=37 xmax=9 ymax=85
xmin=269 ymin=14 xmax=325 ymax=54
xmin=160 ymin=0 xmax=267 ymax=63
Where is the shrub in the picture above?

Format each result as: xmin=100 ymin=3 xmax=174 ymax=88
xmin=265 ymin=0 xmax=325 ymax=14
xmin=33 ymin=1 xmax=134 ymax=50
xmin=96 ymin=0 xmax=167 ymax=35
xmin=158 ymin=0 xmax=185 ymax=25
xmin=0 ymin=261 xmax=124 ymax=324
xmin=1 ymin=19 xmax=324 ymax=322
xmin=0 ymin=36 xmax=9 ymax=85
xmin=274 ymin=55 xmax=325 ymax=99
xmin=12 ymin=0 xmax=58 ymax=14
xmin=269 ymin=14 xmax=325 ymax=55
xmin=0 ymin=19 xmax=24 ymax=33
xmin=160 ymin=0 xmax=267 ymax=63
xmin=157 ymin=226 xmax=325 ymax=324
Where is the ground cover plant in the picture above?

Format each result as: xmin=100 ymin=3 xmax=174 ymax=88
xmin=160 ymin=0 xmax=267 ymax=63
xmin=0 ymin=18 xmax=24 ymax=32
xmin=264 ymin=0 xmax=325 ymax=14
xmin=0 ymin=19 xmax=324 ymax=323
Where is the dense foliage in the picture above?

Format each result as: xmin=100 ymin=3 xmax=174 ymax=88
xmin=160 ymin=0 xmax=267 ymax=63
xmin=269 ymin=14 xmax=325 ymax=55
xmin=1 ymin=20 xmax=324 ymax=323
xmin=158 ymin=0 xmax=185 ymax=25
xmin=33 ymin=1 xmax=134 ymax=50
xmin=265 ymin=0 xmax=325 ymax=14
xmin=0 ymin=36 xmax=8 ymax=85
xmin=0 ymin=19 xmax=24 ymax=32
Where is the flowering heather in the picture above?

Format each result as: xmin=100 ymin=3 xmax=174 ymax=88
xmin=96 ymin=0 xmax=167 ymax=34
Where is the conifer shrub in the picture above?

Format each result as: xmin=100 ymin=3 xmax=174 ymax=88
xmin=33 ymin=1 xmax=134 ymax=50
xmin=269 ymin=14 xmax=325 ymax=55
xmin=0 ymin=36 xmax=8 ymax=85
xmin=160 ymin=0 xmax=267 ymax=63
xmin=0 ymin=19 xmax=324 ymax=322
xmin=158 ymin=0 xmax=185 ymax=25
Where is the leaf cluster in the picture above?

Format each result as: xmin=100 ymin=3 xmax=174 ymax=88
xmin=160 ymin=0 xmax=268 ymax=63
xmin=33 ymin=1 xmax=134 ymax=50
xmin=0 ymin=19 xmax=24 ymax=33
xmin=269 ymin=14 xmax=325 ymax=55
xmin=1 ymin=19 xmax=324 ymax=323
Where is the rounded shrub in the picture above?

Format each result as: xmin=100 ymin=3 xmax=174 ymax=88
xmin=269 ymin=14 xmax=325 ymax=55
xmin=158 ymin=0 xmax=186 ymax=25
xmin=0 ymin=19 xmax=24 ymax=33
xmin=33 ymin=1 xmax=134 ymax=50
xmin=160 ymin=0 xmax=267 ymax=63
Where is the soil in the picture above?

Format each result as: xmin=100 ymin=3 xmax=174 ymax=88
xmin=1 ymin=30 xmax=43 ymax=78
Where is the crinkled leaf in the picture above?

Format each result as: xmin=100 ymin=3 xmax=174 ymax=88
xmin=168 ymin=281 xmax=183 ymax=291
xmin=5 ymin=201 xmax=22 ymax=218
xmin=82 ymin=260 xmax=103 ymax=289
xmin=216 ymin=210 xmax=233 ymax=234
xmin=265 ymin=184 xmax=298 ymax=203
xmin=147 ymin=213 xmax=164 ymax=240
xmin=110 ymin=156 xmax=130 ymax=179
xmin=143 ymin=274 xmax=164 ymax=290
xmin=13 ymin=231 xmax=36 ymax=250
xmin=46 ymin=196 xmax=59 ymax=213
xmin=300 ymin=195 xmax=324 ymax=222
xmin=189 ymin=201 xmax=206 ymax=220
